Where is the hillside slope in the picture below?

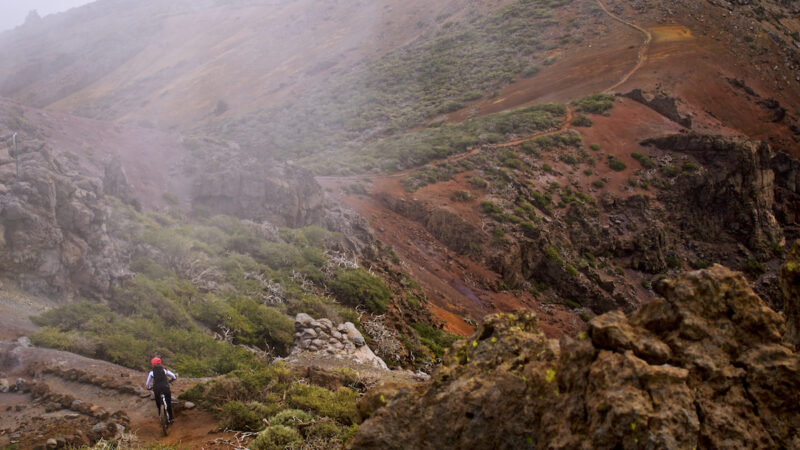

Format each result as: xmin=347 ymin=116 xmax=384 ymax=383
xmin=0 ymin=0 xmax=510 ymax=129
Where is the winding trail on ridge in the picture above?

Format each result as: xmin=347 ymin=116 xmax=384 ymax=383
xmin=595 ymin=0 xmax=653 ymax=93
xmin=320 ymin=1 xmax=652 ymax=180
xmin=317 ymin=2 xmax=656 ymax=333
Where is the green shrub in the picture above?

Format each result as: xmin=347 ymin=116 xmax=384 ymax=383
xmin=631 ymin=152 xmax=655 ymax=169
xmin=268 ymin=409 xmax=313 ymax=427
xmin=591 ymin=180 xmax=604 ymax=188
xmin=220 ymin=401 xmax=263 ymax=431
xmin=450 ymin=190 xmax=473 ymax=202
xmin=330 ymin=269 xmax=391 ymax=314
xmin=466 ymin=173 xmax=488 ymax=187
xmin=666 ymin=256 xmax=681 ymax=269
xmin=412 ymin=322 xmax=460 ymax=358
xmin=287 ymin=384 xmax=359 ymax=424
xmin=607 ymin=157 xmax=626 ymax=172
xmin=571 ymin=114 xmax=593 ymax=127
xmin=480 ymin=201 xmax=503 ymax=215
xmin=682 ymin=161 xmax=700 ymax=172
xmin=743 ymin=259 xmax=766 ymax=277
xmin=661 ymin=165 xmax=680 ymax=177
xmin=545 ymin=245 xmax=563 ymax=265
xmin=249 ymin=425 xmax=303 ymax=450
xmin=566 ymin=264 xmax=579 ymax=277
xmin=565 ymin=299 xmax=581 ymax=309
xmin=574 ymin=94 xmax=616 ymax=115
xmin=305 ymin=420 xmax=345 ymax=441
xmin=589 ymin=143 xmax=601 ymax=151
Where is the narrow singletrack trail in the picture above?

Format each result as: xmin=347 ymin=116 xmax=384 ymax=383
xmin=318 ymin=0 xmax=652 ymax=182
xmin=595 ymin=0 xmax=652 ymax=93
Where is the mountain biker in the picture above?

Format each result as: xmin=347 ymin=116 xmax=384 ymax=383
xmin=145 ymin=357 xmax=178 ymax=423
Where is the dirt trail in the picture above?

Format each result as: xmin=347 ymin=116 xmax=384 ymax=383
xmin=595 ymin=0 xmax=653 ymax=93
xmin=0 ymin=341 xmax=234 ymax=449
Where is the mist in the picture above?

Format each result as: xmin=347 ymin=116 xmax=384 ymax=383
xmin=0 ymin=0 xmax=95 ymax=32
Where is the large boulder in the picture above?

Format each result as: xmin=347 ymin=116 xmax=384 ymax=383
xmin=351 ymin=265 xmax=800 ymax=449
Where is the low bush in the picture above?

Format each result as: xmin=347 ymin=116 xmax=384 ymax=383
xmin=220 ymin=401 xmax=263 ymax=431
xmin=450 ymin=190 xmax=473 ymax=202
xmin=249 ymin=425 xmax=303 ymax=450
xmin=571 ymin=114 xmax=593 ymax=127
xmin=412 ymin=323 xmax=461 ymax=359
xmin=743 ymin=259 xmax=766 ymax=277
xmin=287 ymin=384 xmax=359 ymax=424
xmin=607 ymin=157 xmax=626 ymax=172
xmin=574 ymin=93 xmax=616 ymax=115
xmin=268 ymin=409 xmax=313 ymax=427
xmin=330 ymin=269 xmax=391 ymax=314
xmin=631 ymin=152 xmax=655 ymax=169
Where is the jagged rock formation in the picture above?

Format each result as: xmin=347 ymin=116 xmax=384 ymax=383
xmin=289 ymin=314 xmax=389 ymax=370
xmin=0 ymin=139 xmax=129 ymax=298
xmin=191 ymin=160 xmax=324 ymax=227
xmin=377 ymin=194 xmax=484 ymax=255
xmin=771 ymin=151 xmax=800 ymax=229
xmin=622 ymin=89 xmax=692 ymax=128
xmin=780 ymin=241 xmax=800 ymax=349
xmin=644 ymin=133 xmax=783 ymax=255
xmin=352 ymin=265 xmax=800 ymax=449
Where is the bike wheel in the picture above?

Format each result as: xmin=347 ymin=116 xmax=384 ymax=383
xmin=159 ymin=400 xmax=169 ymax=436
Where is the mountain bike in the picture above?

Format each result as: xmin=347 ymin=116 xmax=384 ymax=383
xmin=158 ymin=389 xmax=170 ymax=436
xmin=149 ymin=380 xmax=175 ymax=436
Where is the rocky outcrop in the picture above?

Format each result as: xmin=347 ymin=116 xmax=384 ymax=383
xmin=644 ymin=134 xmax=783 ymax=255
xmin=289 ymin=314 xmax=388 ymax=370
xmin=622 ymin=89 xmax=692 ymax=128
xmin=780 ymin=241 xmax=800 ymax=349
xmin=771 ymin=151 xmax=800 ymax=227
xmin=0 ymin=139 xmax=129 ymax=298
xmin=352 ymin=265 xmax=800 ymax=449
xmin=192 ymin=160 xmax=323 ymax=227
xmin=377 ymin=194 xmax=483 ymax=255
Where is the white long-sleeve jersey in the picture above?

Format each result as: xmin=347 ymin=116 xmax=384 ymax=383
xmin=145 ymin=369 xmax=177 ymax=389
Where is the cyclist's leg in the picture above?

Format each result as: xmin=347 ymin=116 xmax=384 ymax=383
xmin=153 ymin=392 xmax=162 ymax=415
xmin=165 ymin=388 xmax=175 ymax=422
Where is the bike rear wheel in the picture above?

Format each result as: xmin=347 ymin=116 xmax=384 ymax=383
xmin=159 ymin=397 xmax=169 ymax=436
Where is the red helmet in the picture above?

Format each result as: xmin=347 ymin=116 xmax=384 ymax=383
xmin=151 ymin=357 xmax=162 ymax=365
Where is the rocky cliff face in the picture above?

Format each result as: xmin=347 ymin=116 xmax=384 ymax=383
xmin=780 ymin=241 xmax=800 ymax=350
xmin=352 ymin=265 xmax=800 ymax=449
xmin=192 ymin=160 xmax=324 ymax=228
xmin=0 ymin=139 xmax=129 ymax=298
xmin=644 ymin=134 xmax=783 ymax=256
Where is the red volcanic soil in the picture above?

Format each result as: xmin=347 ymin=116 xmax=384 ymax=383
xmin=319 ymin=165 xmax=588 ymax=338
xmin=445 ymin=7 xmax=644 ymax=123
xmin=318 ymin=92 xmax=743 ymax=338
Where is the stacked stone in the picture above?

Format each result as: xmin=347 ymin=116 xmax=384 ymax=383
xmin=293 ymin=313 xmax=388 ymax=370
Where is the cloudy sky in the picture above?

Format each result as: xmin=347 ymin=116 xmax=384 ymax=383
xmin=0 ymin=0 xmax=96 ymax=32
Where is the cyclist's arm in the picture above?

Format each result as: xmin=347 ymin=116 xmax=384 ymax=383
xmin=145 ymin=371 xmax=153 ymax=389
xmin=165 ymin=369 xmax=178 ymax=381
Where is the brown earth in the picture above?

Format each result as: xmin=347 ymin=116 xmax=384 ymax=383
xmin=0 ymin=0 xmax=515 ymax=129
xmin=0 ymin=340 xmax=235 ymax=449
